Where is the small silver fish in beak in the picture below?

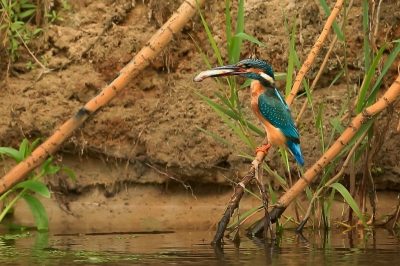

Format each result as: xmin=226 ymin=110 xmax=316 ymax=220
xmin=193 ymin=65 xmax=245 ymax=82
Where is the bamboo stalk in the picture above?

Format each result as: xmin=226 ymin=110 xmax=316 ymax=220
xmin=0 ymin=0 xmax=206 ymax=195
xmin=286 ymin=0 xmax=344 ymax=106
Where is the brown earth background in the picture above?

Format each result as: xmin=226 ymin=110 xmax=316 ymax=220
xmin=0 ymin=0 xmax=399 ymax=233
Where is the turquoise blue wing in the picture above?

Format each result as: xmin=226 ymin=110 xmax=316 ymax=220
xmin=258 ymin=91 xmax=299 ymax=143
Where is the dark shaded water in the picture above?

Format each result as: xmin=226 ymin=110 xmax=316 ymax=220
xmin=1 ymin=229 xmax=399 ymax=265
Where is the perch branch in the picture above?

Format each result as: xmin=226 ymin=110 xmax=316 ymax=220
xmin=0 ymin=0 xmax=207 ymax=195
xmin=211 ymin=151 xmax=267 ymax=246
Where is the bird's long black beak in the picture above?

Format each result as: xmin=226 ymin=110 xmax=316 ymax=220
xmin=193 ymin=64 xmax=245 ymax=82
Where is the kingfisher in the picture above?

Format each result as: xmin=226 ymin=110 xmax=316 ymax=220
xmin=193 ymin=58 xmax=304 ymax=166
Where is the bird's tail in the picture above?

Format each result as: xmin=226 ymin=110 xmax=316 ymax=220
xmin=286 ymin=139 xmax=304 ymax=166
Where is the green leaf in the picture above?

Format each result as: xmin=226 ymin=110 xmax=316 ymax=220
xmin=33 ymin=28 xmax=43 ymax=35
xmin=0 ymin=147 xmax=22 ymax=162
xmin=228 ymin=0 xmax=245 ymax=64
xmin=356 ymin=43 xmax=388 ymax=113
xmin=27 ymin=138 xmax=41 ymax=155
xmin=196 ymin=1 xmax=223 ymax=65
xmin=286 ymin=13 xmax=296 ymax=98
xmin=19 ymin=8 xmax=36 ymax=19
xmin=41 ymin=157 xmax=53 ymax=171
xmin=19 ymin=139 xmax=29 ymax=158
xmin=194 ymin=89 xmax=264 ymax=137
xmin=196 ymin=127 xmax=250 ymax=158
xmin=329 ymin=117 xmax=345 ymax=134
xmin=22 ymin=194 xmax=49 ymax=232
xmin=365 ymin=41 xmax=400 ymax=107
xmin=227 ymin=205 xmax=263 ymax=229
xmin=43 ymin=165 xmax=60 ymax=175
xmin=60 ymin=167 xmax=76 ymax=181
xmin=14 ymin=180 xmax=51 ymax=198
xmin=0 ymin=222 xmax=35 ymax=231
xmin=234 ymin=32 xmax=266 ymax=47
xmin=225 ymin=0 xmax=231 ymax=45
xmin=328 ymin=183 xmax=369 ymax=229
xmin=20 ymin=3 xmax=37 ymax=9
xmin=362 ymin=0 xmax=370 ymax=73
xmin=315 ymin=101 xmax=324 ymax=130
xmin=268 ymin=181 xmax=278 ymax=204
xmin=239 ymin=79 xmax=251 ymax=89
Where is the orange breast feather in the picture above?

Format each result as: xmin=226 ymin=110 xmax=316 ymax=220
xmin=250 ymin=81 xmax=287 ymax=147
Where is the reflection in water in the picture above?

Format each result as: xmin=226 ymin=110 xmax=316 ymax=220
xmin=0 ymin=229 xmax=399 ymax=265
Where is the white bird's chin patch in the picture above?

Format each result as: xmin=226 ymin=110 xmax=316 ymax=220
xmin=260 ymin=72 xmax=275 ymax=85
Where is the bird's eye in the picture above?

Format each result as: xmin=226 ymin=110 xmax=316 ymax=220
xmin=244 ymin=64 xmax=251 ymax=68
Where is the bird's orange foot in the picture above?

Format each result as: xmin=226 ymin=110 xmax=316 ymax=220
xmin=255 ymin=143 xmax=272 ymax=155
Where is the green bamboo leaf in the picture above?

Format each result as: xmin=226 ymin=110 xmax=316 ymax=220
xmin=196 ymin=1 xmax=223 ymax=65
xmin=315 ymin=101 xmax=324 ymax=129
xmin=14 ymin=180 xmax=51 ymax=198
xmin=19 ymin=139 xmax=29 ymax=158
xmin=225 ymin=0 xmax=231 ymax=45
xmin=60 ymin=167 xmax=76 ymax=181
xmin=211 ymin=104 xmax=253 ymax=149
xmin=328 ymin=183 xmax=369 ymax=229
xmin=282 ymin=8 xmax=313 ymax=107
xmin=329 ymin=117 xmax=345 ymax=134
xmin=305 ymin=186 xmax=313 ymax=202
xmin=356 ymin=43 xmax=388 ymax=113
xmin=20 ymin=3 xmax=37 ymax=9
xmin=19 ymin=8 xmax=36 ymax=19
xmin=268 ymin=181 xmax=278 ymax=204
xmin=228 ymin=0 xmax=245 ymax=64
xmin=0 ymin=147 xmax=22 ymax=162
xmin=22 ymin=194 xmax=49 ymax=232
xmin=275 ymin=72 xmax=287 ymax=81
xmin=43 ymin=165 xmax=60 ymax=175
xmin=337 ymin=114 xmax=376 ymax=157
xmin=194 ymin=89 xmax=264 ymax=137
xmin=239 ymin=79 xmax=251 ymax=89
xmin=286 ymin=14 xmax=296 ymax=98
xmin=365 ymin=41 xmax=400 ymax=107
xmin=227 ymin=205 xmax=263 ymax=229
xmin=362 ymin=0 xmax=370 ymax=73
xmin=196 ymin=127 xmax=249 ymax=158
xmin=214 ymin=91 xmax=234 ymax=109
xmin=234 ymin=32 xmax=266 ymax=47
xmin=41 ymin=157 xmax=53 ymax=171
xmin=27 ymin=138 xmax=41 ymax=155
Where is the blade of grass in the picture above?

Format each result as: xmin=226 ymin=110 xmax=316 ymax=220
xmin=329 ymin=183 xmax=369 ymax=229
xmin=196 ymin=0 xmax=223 ymax=65
xmin=356 ymin=43 xmax=388 ymax=113
xmin=286 ymin=13 xmax=297 ymax=98
xmin=22 ymin=194 xmax=49 ymax=232
xmin=362 ymin=0 xmax=370 ymax=73
xmin=365 ymin=41 xmax=400 ymax=107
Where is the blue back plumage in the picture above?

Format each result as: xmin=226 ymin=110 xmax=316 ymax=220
xmin=258 ymin=92 xmax=304 ymax=166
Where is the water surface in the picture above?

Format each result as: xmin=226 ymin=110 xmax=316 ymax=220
xmin=1 ymin=229 xmax=399 ymax=265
